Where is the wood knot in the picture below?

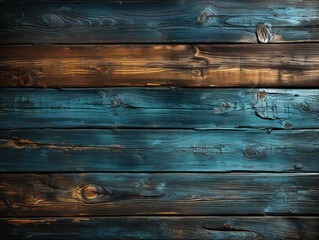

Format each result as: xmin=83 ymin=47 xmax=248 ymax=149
xmin=192 ymin=68 xmax=204 ymax=77
xmin=97 ymin=65 xmax=109 ymax=73
xmin=214 ymin=101 xmax=236 ymax=114
xmin=258 ymin=91 xmax=266 ymax=99
xmin=243 ymin=146 xmax=259 ymax=159
xmin=196 ymin=8 xmax=214 ymax=25
xmin=284 ymin=122 xmax=292 ymax=129
xmin=298 ymin=102 xmax=310 ymax=112
xmin=18 ymin=74 xmax=32 ymax=87
xmin=224 ymin=223 xmax=230 ymax=230
xmin=294 ymin=163 xmax=304 ymax=170
xmin=82 ymin=185 xmax=99 ymax=201
xmin=256 ymin=23 xmax=273 ymax=43
xmin=111 ymin=97 xmax=122 ymax=108
xmin=75 ymin=184 xmax=112 ymax=202
xmin=40 ymin=13 xmax=65 ymax=28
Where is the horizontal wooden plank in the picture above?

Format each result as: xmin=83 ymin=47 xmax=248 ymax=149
xmin=1 ymin=88 xmax=319 ymax=129
xmin=2 ymin=217 xmax=319 ymax=239
xmin=0 ymin=1 xmax=318 ymax=43
xmin=0 ymin=173 xmax=318 ymax=216
xmin=1 ymin=45 xmax=319 ymax=87
xmin=0 ymin=129 xmax=318 ymax=172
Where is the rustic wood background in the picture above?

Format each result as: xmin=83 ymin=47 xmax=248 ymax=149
xmin=0 ymin=0 xmax=319 ymax=239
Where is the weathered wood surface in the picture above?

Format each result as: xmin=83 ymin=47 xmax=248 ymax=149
xmin=0 ymin=173 xmax=318 ymax=216
xmin=2 ymin=217 xmax=319 ymax=239
xmin=0 ymin=0 xmax=318 ymax=44
xmin=0 ymin=129 xmax=318 ymax=172
xmin=1 ymin=88 xmax=319 ymax=129
xmin=1 ymin=45 xmax=319 ymax=87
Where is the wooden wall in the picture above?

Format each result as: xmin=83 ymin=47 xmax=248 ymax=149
xmin=0 ymin=0 xmax=319 ymax=239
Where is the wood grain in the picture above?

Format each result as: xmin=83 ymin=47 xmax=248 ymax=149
xmin=1 ymin=88 xmax=319 ymax=129
xmin=0 ymin=173 xmax=318 ymax=216
xmin=1 ymin=44 xmax=319 ymax=87
xmin=2 ymin=217 xmax=319 ymax=239
xmin=0 ymin=129 xmax=318 ymax=172
xmin=0 ymin=0 xmax=318 ymax=44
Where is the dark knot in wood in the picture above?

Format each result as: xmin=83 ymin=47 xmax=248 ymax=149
xmin=40 ymin=13 xmax=65 ymax=28
xmin=224 ymin=223 xmax=230 ymax=230
xmin=298 ymin=102 xmax=310 ymax=112
xmin=256 ymin=23 xmax=273 ymax=43
xmin=294 ymin=163 xmax=304 ymax=170
xmin=111 ymin=97 xmax=123 ymax=108
xmin=98 ymin=65 xmax=108 ymax=73
xmin=192 ymin=68 xmax=204 ymax=77
xmin=214 ymin=100 xmax=236 ymax=114
xmin=220 ymin=101 xmax=231 ymax=112
xmin=243 ymin=146 xmax=259 ymax=159
xmin=196 ymin=8 xmax=214 ymax=25
xmin=18 ymin=74 xmax=32 ymax=87
xmin=284 ymin=122 xmax=292 ymax=129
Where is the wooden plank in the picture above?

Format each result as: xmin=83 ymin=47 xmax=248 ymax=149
xmin=1 ymin=45 xmax=319 ymax=87
xmin=1 ymin=88 xmax=319 ymax=129
xmin=0 ymin=1 xmax=318 ymax=44
xmin=0 ymin=129 xmax=318 ymax=172
xmin=0 ymin=173 xmax=318 ymax=216
xmin=2 ymin=217 xmax=319 ymax=239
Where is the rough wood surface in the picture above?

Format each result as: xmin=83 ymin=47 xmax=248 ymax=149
xmin=0 ymin=173 xmax=318 ymax=216
xmin=1 ymin=88 xmax=319 ymax=129
xmin=0 ymin=129 xmax=318 ymax=172
xmin=0 ymin=0 xmax=318 ymax=44
xmin=1 ymin=1 xmax=318 ymax=237
xmin=2 ymin=217 xmax=319 ymax=239
xmin=1 ymin=44 xmax=319 ymax=87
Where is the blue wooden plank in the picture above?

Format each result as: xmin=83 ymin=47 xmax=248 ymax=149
xmin=0 ymin=129 xmax=318 ymax=172
xmin=0 ymin=0 xmax=318 ymax=43
xmin=1 ymin=88 xmax=318 ymax=129
xmin=2 ymin=217 xmax=319 ymax=239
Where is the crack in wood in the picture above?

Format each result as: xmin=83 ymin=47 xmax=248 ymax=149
xmin=0 ymin=138 xmax=125 ymax=152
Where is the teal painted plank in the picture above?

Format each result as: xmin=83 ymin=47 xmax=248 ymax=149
xmin=0 ymin=173 xmax=318 ymax=216
xmin=1 ymin=88 xmax=318 ymax=129
xmin=0 ymin=0 xmax=318 ymax=43
xmin=2 ymin=217 xmax=319 ymax=239
xmin=0 ymin=129 xmax=318 ymax=172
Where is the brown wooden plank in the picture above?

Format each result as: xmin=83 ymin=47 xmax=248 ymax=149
xmin=0 ymin=0 xmax=318 ymax=44
xmin=1 ymin=44 xmax=319 ymax=87
xmin=2 ymin=216 xmax=319 ymax=239
xmin=0 ymin=173 xmax=318 ymax=217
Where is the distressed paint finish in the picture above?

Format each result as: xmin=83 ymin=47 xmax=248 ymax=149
xmin=0 ymin=129 xmax=318 ymax=172
xmin=0 ymin=1 xmax=318 ymax=238
xmin=1 ymin=45 xmax=319 ymax=87
xmin=2 ymin=217 xmax=319 ymax=239
xmin=0 ymin=0 xmax=318 ymax=44
xmin=1 ymin=88 xmax=318 ymax=129
xmin=0 ymin=173 xmax=318 ymax=216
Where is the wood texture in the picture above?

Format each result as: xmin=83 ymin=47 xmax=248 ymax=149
xmin=0 ymin=0 xmax=318 ymax=44
xmin=0 ymin=173 xmax=318 ymax=216
xmin=1 ymin=88 xmax=319 ymax=129
xmin=1 ymin=129 xmax=318 ymax=172
xmin=1 ymin=0 xmax=318 ymax=238
xmin=2 ymin=217 xmax=319 ymax=239
xmin=1 ymin=44 xmax=319 ymax=87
